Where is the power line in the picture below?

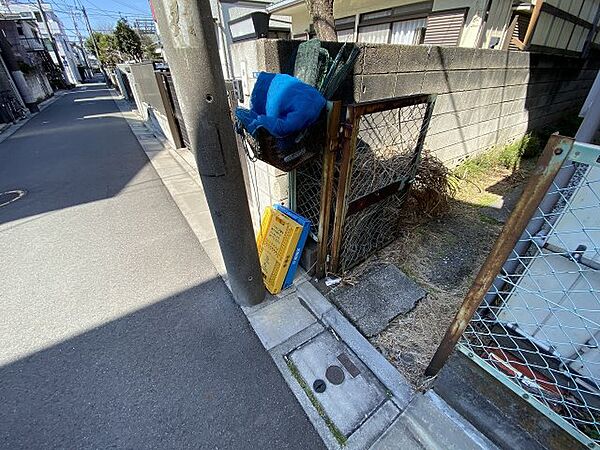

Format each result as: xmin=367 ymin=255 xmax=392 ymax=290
xmin=81 ymin=0 xmax=150 ymax=17
xmin=102 ymin=0 xmax=148 ymax=15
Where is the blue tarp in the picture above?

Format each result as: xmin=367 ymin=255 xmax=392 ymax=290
xmin=235 ymin=72 xmax=326 ymax=145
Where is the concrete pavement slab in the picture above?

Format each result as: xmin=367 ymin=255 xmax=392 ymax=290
xmin=247 ymin=293 xmax=317 ymax=350
xmin=289 ymin=331 xmax=388 ymax=437
xmin=330 ymin=265 xmax=426 ymax=337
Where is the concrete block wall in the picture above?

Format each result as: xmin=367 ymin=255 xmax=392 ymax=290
xmin=230 ymin=41 xmax=294 ymax=229
xmin=231 ymin=39 xmax=598 ymax=217
xmin=249 ymin=40 xmax=599 ymax=166
xmin=246 ymin=161 xmax=290 ymax=230
xmin=125 ymin=62 xmax=176 ymax=147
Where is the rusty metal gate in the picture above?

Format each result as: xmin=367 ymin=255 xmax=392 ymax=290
xmin=427 ymin=135 xmax=600 ymax=447
xmin=292 ymin=94 xmax=435 ymax=276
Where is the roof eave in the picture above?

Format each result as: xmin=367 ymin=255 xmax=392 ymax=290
xmin=266 ymin=0 xmax=303 ymax=14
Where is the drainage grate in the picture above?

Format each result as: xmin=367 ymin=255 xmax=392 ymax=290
xmin=0 ymin=190 xmax=26 ymax=208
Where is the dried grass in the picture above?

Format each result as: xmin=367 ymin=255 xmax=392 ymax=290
xmin=402 ymin=151 xmax=457 ymax=223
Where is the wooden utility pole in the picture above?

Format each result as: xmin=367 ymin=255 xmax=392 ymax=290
xmin=151 ymin=0 xmax=265 ymax=306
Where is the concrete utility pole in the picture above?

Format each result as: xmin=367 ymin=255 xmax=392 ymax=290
xmin=71 ymin=9 xmax=92 ymax=77
xmin=80 ymin=3 xmax=110 ymax=84
xmin=35 ymin=0 xmax=68 ymax=79
xmin=151 ymin=0 xmax=265 ymax=306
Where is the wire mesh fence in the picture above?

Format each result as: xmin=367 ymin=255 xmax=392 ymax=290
xmin=347 ymin=102 xmax=430 ymax=202
xmin=460 ymin=140 xmax=600 ymax=445
xmin=295 ymin=159 xmax=324 ymax=236
xmin=338 ymin=192 xmax=410 ymax=271
xmin=331 ymin=95 xmax=435 ymax=273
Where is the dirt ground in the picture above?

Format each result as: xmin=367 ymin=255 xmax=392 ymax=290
xmin=342 ymin=158 xmax=538 ymax=387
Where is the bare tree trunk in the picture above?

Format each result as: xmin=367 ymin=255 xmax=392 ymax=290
xmin=306 ymin=0 xmax=337 ymax=41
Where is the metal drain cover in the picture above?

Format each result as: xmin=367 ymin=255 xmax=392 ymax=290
xmin=289 ymin=331 xmax=387 ymax=436
xmin=325 ymin=365 xmax=345 ymax=385
xmin=0 ymin=190 xmax=26 ymax=207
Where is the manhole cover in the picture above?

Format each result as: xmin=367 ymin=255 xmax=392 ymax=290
xmin=0 ymin=190 xmax=26 ymax=208
xmin=325 ymin=365 xmax=345 ymax=385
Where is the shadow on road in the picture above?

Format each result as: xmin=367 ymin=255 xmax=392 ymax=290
xmin=0 ymin=85 xmax=150 ymax=226
xmin=0 ymin=278 xmax=321 ymax=449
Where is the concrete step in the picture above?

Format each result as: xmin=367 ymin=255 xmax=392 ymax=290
xmin=371 ymin=391 xmax=497 ymax=450
xmin=434 ymin=352 xmax=585 ymax=450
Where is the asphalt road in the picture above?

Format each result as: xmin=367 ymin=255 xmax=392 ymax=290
xmin=0 ymin=85 xmax=323 ymax=449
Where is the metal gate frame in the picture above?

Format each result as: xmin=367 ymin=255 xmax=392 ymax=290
xmin=426 ymin=135 xmax=600 ymax=447
xmin=291 ymin=95 xmax=435 ymax=278
xmin=328 ymin=94 xmax=435 ymax=274
xmin=157 ymin=70 xmax=190 ymax=149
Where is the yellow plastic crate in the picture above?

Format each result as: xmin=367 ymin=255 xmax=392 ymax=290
xmin=257 ymin=206 xmax=303 ymax=294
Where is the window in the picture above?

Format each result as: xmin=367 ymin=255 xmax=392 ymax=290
xmin=34 ymin=11 xmax=42 ymax=22
xmin=358 ymin=18 xmax=427 ymax=45
xmin=356 ymin=2 xmax=432 ymax=45
xmin=423 ymin=9 xmax=467 ymax=47
xmin=335 ymin=16 xmax=355 ymax=42
xmin=17 ymin=26 xmax=24 ymax=36
xmin=336 ymin=28 xmax=354 ymax=42
xmin=390 ymin=18 xmax=427 ymax=45
xmin=358 ymin=23 xmax=390 ymax=43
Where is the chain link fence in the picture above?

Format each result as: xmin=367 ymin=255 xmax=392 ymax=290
xmin=459 ymin=139 xmax=600 ymax=445
xmin=294 ymin=159 xmax=325 ymax=237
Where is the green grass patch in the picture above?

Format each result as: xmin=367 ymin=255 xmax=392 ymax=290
xmin=479 ymin=214 xmax=503 ymax=225
xmin=456 ymin=114 xmax=582 ymax=181
xmin=285 ymin=358 xmax=347 ymax=446
xmin=475 ymin=192 xmax=499 ymax=208
xmin=454 ymin=133 xmax=542 ymax=180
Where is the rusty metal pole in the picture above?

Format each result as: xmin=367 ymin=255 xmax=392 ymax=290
xmin=151 ymin=0 xmax=265 ymax=306
xmin=424 ymin=135 xmax=573 ymax=377
xmin=316 ymin=101 xmax=342 ymax=279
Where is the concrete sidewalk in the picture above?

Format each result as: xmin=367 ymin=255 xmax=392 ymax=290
xmin=0 ymin=84 xmax=324 ymax=449
xmin=113 ymin=91 xmax=499 ymax=450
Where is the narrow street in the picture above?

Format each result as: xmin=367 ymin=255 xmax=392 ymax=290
xmin=0 ymin=85 xmax=323 ymax=449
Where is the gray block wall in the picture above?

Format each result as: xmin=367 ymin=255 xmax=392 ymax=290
xmin=252 ymin=39 xmax=599 ymax=166
xmin=125 ymin=62 xmax=177 ymax=147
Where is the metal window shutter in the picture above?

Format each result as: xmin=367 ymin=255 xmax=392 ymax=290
xmin=423 ymin=10 xmax=466 ymax=46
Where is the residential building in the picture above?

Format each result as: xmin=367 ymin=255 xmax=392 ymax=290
xmin=0 ymin=11 xmax=54 ymax=111
xmin=267 ymin=0 xmax=600 ymax=57
xmin=70 ymin=42 xmax=93 ymax=80
xmin=2 ymin=2 xmax=81 ymax=84
xmin=213 ymin=0 xmax=291 ymax=78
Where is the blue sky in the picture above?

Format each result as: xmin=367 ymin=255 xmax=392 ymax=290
xmin=40 ymin=0 xmax=153 ymax=39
